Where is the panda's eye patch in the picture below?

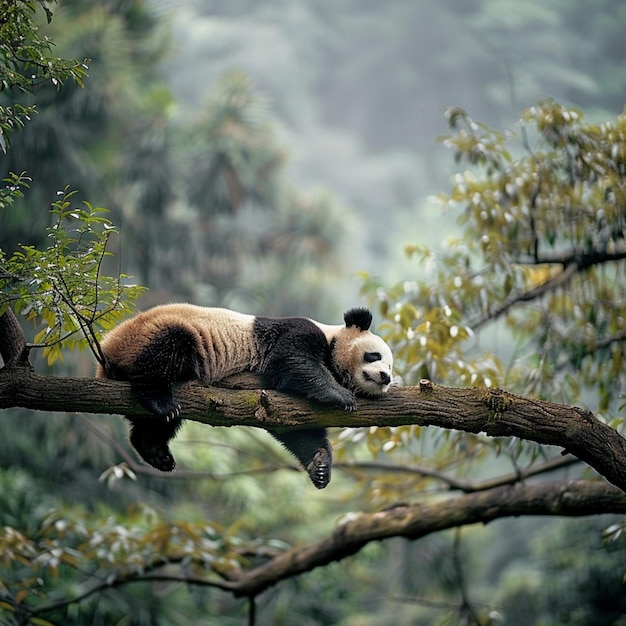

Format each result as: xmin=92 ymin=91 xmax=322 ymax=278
xmin=364 ymin=351 xmax=382 ymax=363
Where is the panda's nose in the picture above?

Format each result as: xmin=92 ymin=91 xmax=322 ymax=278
xmin=380 ymin=371 xmax=391 ymax=385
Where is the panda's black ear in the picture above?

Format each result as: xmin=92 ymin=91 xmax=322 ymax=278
xmin=344 ymin=307 xmax=372 ymax=331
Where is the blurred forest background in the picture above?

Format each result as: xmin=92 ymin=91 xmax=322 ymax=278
xmin=2 ymin=0 xmax=626 ymax=624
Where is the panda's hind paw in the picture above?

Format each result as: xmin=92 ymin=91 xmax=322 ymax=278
xmin=307 ymin=448 xmax=332 ymax=489
xmin=148 ymin=447 xmax=176 ymax=472
xmin=131 ymin=435 xmax=177 ymax=472
xmin=165 ymin=404 xmax=181 ymax=422
xmin=131 ymin=380 xmax=181 ymax=421
xmin=128 ymin=417 xmax=181 ymax=472
xmin=142 ymin=395 xmax=181 ymax=422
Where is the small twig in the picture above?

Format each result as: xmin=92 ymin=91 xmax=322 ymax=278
xmin=470 ymin=261 xmax=578 ymax=331
xmin=248 ymin=596 xmax=257 ymax=626
xmin=336 ymin=455 xmax=580 ymax=493
xmin=452 ymin=529 xmax=482 ymax=626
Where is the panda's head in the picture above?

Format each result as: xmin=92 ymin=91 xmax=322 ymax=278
xmin=330 ymin=308 xmax=393 ymax=398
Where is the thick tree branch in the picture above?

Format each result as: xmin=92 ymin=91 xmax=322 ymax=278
xmin=226 ymin=480 xmax=626 ymax=597
xmin=2 ymin=366 xmax=626 ymax=492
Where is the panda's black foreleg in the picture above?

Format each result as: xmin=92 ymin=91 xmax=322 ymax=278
xmin=263 ymin=350 xmax=356 ymax=488
xmin=267 ymin=353 xmax=358 ymax=411
xmin=270 ymin=428 xmax=332 ymax=489
xmin=298 ymin=373 xmax=357 ymax=411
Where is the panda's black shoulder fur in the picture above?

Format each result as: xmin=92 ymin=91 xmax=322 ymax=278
xmin=253 ymin=315 xmax=356 ymax=411
xmin=344 ymin=307 xmax=372 ymax=331
xmin=252 ymin=315 xmax=325 ymax=351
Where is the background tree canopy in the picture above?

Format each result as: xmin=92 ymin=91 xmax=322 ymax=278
xmin=1 ymin=1 xmax=626 ymax=625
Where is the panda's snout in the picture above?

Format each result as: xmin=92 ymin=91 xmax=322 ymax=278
xmin=365 ymin=370 xmax=391 ymax=386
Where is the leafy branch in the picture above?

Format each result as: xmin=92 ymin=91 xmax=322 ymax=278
xmin=436 ymin=101 xmax=626 ymax=335
xmin=0 ymin=171 xmax=30 ymax=210
xmin=0 ymin=188 xmax=146 ymax=365
xmin=368 ymin=100 xmax=626 ymax=415
xmin=3 ymin=479 xmax=625 ymax=624
xmin=0 ymin=0 xmax=89 ymax=152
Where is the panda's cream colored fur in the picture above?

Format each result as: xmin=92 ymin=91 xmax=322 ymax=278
xmin=97 ymin=304 xmax=393 ymax=488
xmin=96 ymin=305 xmax=260 ymax=383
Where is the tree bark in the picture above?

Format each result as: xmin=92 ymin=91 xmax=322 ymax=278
xmin=2 ymin=364 xmax=626 ymax=493
xmin=0 ymin=307 xmax=30 ymax=366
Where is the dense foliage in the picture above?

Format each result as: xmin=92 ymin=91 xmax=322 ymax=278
xmin=371 ymin=101 xmax=626 ymax=408
xmin=0 ymin=0 xmax=88 ymax=153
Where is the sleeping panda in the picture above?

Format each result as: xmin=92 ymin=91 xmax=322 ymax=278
xmin=96 ymin=304 xmax=393 ymax=488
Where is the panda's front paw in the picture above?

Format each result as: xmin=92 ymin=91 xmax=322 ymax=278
xmin=310 ymin=386 xmax=356 ymax=412
xmin=336 ymin=388 xmax=357 ymax=412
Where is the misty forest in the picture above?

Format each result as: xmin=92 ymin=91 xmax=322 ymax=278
xmin=1 ymin=1 xmax=626 ymax=624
